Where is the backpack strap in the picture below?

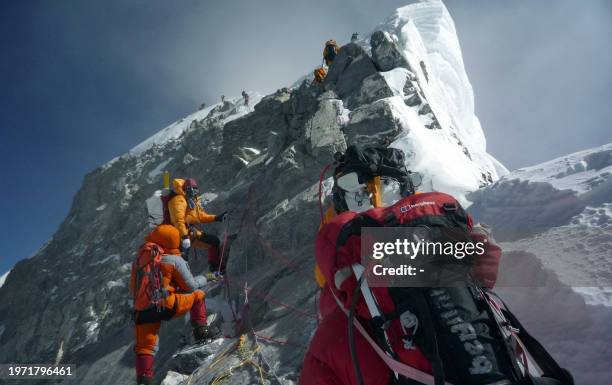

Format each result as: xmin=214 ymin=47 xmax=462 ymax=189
xmin=486 ymin=292 xmax=574 ymax=385
xmin=330 ymin=286 xmax=454 ymax=385
xmin=408 ymin=290 xmax=446 ymax=385
xmin=336 ymin=214 xmax=381 ymax=248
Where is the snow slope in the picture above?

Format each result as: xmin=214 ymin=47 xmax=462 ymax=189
xmin=104 ymin=92 xmax=263 ymax=167
xmin=465 ymin=141 xmax=611 ymax=383
xmin=469 ymin=142 xmax=612 ymax=306
xmin=370 ymin=1 xmax=507 ymax=204
xmin=502 ymin=142 xmax=612 ymax=195
xmin=0 ymin=270 xmax=9 ymax=288
xmin=469 ymin=142 xmax=612 ymax=238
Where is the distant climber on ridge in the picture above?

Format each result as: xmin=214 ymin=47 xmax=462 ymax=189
xmin=130 ymin=224 xmax=216 ymax=385
xmin=313 ymin=39 xmax=340 ymax=84
xmin=323 ymin=39 xmax=339 ymax=66
xmin=242 ymin=90 xmax=249 ymax=107
xmin=167 ymin=178 xmax=228 ymax=274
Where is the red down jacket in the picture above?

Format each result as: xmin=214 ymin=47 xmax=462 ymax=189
xmin=300 ymin=193 xmax=502 ymax=385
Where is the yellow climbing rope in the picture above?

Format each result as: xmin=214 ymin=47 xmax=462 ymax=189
xmin=203 ymin=334 xmax=267 ymax=385
xmin=184 ymin=337 xmax=239 ymax=385
xmin=211 ymin=334 xmax=267 ymax=385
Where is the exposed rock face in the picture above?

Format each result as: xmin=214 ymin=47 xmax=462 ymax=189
xmin=343 ymin=101 xmax=401 ymax=147
xmin=325 ymin=43 xmax=394 ymax=110
xmin=370 ymin=30 xmax=412 ymax=72
xmin=0 ymin=2 xmax=504 ymax=384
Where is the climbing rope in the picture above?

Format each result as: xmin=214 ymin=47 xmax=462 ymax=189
xmin=184 ymin=334 xmax=267 ymax=385
xmin=187 ymin=181 xmax=318 ymax=384
xmin=210 ymin=334 xmax=267 ymax=385
xmin=224 ymin=278 xmax=317 ymax=320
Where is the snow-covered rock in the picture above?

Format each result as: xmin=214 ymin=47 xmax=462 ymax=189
xmin=129 ymin=93 xmax=263 ymax=157
xmin=161 ymin=371 xmax=189 ymax=385
xmin=0 ymin=270 xmax=9 ymax=289
xmin=363 ymin=0 xmax=507 ymax=204
xmin=371 ymin=1 xmax=507 ymax=177
xmin=103 ymin=93 xmax=264 ymax=169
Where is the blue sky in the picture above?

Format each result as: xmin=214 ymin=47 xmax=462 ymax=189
xmin=1 ymin=0 xmax=611 ymax=275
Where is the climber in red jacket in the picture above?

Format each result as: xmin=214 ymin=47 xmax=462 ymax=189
xmin=300 ymin=195 xmax=502 ymax=385
xmin=302 ymin=144 xmax=575 ymax=385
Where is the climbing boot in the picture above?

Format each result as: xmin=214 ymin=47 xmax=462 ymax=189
xmin=193 ymin=324 xmax=219 ymax=344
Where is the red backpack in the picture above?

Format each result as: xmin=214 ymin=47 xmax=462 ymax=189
xmin=320 ymin=192 xmax=573 ymax=385
xmin=131 ymin=242 xmax=167 ymax=311
xmin=160 ymin=189 xmax=178 ymax=225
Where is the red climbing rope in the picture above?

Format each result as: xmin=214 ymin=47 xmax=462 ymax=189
xmin=256 ymin=234 xmax=313 ymax=281
xmin=227 ymin=279 xmax=318 ymax=320
xmin=253 ymin=332 xmax=308 ymax=349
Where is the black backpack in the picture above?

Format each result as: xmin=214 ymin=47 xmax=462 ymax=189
xmin=332 ymin=145 xmax=418 ymax=213
xmin=325 ymin=43 xmax=337 ymax=61
xmin=332 ymin=192 xmax=575 ymax=385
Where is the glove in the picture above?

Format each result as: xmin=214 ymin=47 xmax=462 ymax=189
xmin=205 ymin=271 xmax=221 ymax=282
xmin=181 ymin=238 xmax=191 ymax=250
xmin=215 ymin=211 xmax=228 ymax=222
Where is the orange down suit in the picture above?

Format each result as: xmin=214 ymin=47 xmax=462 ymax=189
xmin=168 ymin=178 xmax=225 ymax=272
xmin=131 ymin=225 xmax=208 ymax=357
xmin=168 ymin=178 xmax=216 ymax=239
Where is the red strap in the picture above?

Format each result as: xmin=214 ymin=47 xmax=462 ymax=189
xmin=331 ymin=290 xmax=453 ymax=385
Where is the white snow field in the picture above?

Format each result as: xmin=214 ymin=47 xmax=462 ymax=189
xmin=468 ymin=143 xmax=612 ymax=236
xmin=468 ymin=142 xmax=612 ymax=296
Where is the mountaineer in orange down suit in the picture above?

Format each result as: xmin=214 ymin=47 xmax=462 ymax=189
xmin=130 ymin=224 xmax=215 ymax=385
xmin=168 ymin=178 xmax=228 ymax=274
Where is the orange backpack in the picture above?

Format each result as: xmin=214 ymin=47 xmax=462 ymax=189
xmin=313 ymin=67 xmax=327 ymax=83
xmin=130 ymin=242 xmax=167 ymax=311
